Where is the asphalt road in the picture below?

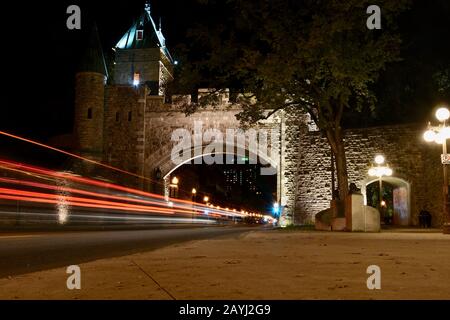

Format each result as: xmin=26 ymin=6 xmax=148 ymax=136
xmin=0 ymin=225 xmax=264 ymax=278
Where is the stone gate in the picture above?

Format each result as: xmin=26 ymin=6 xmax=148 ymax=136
xmin=73 ymin=4 xmax=445 ymax=227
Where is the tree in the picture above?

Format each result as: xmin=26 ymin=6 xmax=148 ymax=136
xmin=172 ymin=0 xmax=409 ymax=206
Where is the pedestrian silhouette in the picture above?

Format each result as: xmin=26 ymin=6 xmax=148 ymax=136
xmin=419 ymin=209 xmax=431 ymax=228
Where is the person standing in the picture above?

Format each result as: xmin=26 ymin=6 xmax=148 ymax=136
xmin=419 ymin=210 xmax=426 ymax=228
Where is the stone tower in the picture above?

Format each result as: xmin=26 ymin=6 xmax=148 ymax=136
xmin=114 ymin=2 xmax=173 ymax=96
xmin=74 ymin=24 xmax=108 ymax=161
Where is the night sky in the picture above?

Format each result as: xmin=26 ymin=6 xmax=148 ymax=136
xmin=1 ymin=0 xmax=450 ymax=139
xmin=2 ymin=0 xmax=201 ymax=139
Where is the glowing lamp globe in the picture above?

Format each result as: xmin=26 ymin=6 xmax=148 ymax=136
xmin=374 ymin=155 xmax=385 ymax=165
xmin=385 ymin=167 xmax=393 ymax=176
xmin=368 ymin=168 xmax=377 ymax=177
xmin=442 ymin=127 xmax=450 ymax=140
xmin=423 ymin=129 xmax=436 ymax=143
xmin=436 ymin=107 xmax=450 ymax=122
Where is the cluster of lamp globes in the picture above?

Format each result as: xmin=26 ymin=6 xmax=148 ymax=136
xmin=368 ymin=155 xmax=393 ymax=178
xmin=423 ymin=107 xmax=450 ymax=144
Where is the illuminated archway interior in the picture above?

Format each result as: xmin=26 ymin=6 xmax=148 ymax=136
xmin=362 ymin=177 xmax=411 ymax=226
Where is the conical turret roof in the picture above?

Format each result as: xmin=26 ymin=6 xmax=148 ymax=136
xmin=79 ymin=24 xmax=108 ymax=77
xmin=115 ymin=2 xmax=172 ymax=62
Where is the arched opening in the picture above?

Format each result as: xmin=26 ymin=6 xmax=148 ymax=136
xmin=361 ymin=177 xmax=411 ymax=226
xmin=166 ymin=154 xmax=277 ymax=217
xmin=147 ymin=142 xmax=281 ymax=220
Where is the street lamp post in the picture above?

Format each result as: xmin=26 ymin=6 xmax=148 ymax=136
xmin=368 ymin=155 xmax=393 ymax=220
xmin=203 ymin=196 xmax=210 ymax=221
xmin=191 ymin=188 xmax=197 ymax=221
xmin=423 ymin=106 xmax=450 ymax=234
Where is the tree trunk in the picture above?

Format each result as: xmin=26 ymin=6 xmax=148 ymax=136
xmin=326 ymin=127 xmax=349 ymax=204
xmin=334 ymin=132 xmax=349 ymax=202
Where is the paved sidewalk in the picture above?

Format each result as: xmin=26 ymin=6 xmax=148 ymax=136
xmin=1 ymin=229 xmax=449 ymax=299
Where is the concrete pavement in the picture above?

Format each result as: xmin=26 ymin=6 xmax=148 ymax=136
xmin=1 ymin=228 xmax=449 ymax=299
xmin=0 ymin=226 xmax=262 ymax=278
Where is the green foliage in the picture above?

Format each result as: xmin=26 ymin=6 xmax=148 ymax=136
xmin=173 ymin=0 xmax=410 ymax=130
xmin=170 ymin=0 xmax=410 ymax=201
xmin=434 ymin=68 xmax=450 ymax=94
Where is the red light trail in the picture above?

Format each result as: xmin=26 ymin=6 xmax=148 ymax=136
xmin=0 ymin=130 xmax=152 ymax=182
xmin=0 ymin=159 xmax=253 ymax=224
xmin=0 ymin=130 xmax=269 ymax=220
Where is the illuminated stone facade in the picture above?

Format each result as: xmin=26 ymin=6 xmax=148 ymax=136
xmin=74 ymin=4 xmax=445 ymax=227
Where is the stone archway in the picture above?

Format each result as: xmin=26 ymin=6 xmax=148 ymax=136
xmin=146 ymin=142 xmax=282 ymax=213
xmin=361 ymin=176 xmax=411 ymax=226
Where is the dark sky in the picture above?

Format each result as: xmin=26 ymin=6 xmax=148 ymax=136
xmin=2 ymin=0 xmax=200 ymax=139
xmin=1 ymin=0 xmax=450 ymax=140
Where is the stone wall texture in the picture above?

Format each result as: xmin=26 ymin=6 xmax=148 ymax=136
xmin=294 ymin=123 xmax=444 ymax=226
xmin=76 ymin=83 xmax=446 ymax=227
xmin=114 ymin=48 xmax=173 ymax=95
xmin=74 ymin=72 xmax=106 ymax=159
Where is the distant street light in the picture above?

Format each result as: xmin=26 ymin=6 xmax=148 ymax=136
xmin=423 ymin=105 xmax=450 ymax=234
xmin=368 ymin=155 xmax=393 ymax=211
xmin=273 ymin=202 xmax=280 ymax=216
xmin=191 ymin=188 xmax=198 ymax=221
xmin=203 ymin=195 xmax=209 ymax=203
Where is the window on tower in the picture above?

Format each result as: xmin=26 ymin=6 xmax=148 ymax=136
xmin=87 ymin=108 xmax=93 ymax=119
xmin=136 ymin=30 xmax=144 ymax=41
xmin=128 ymin=111 xmax=132 ymax=122
xmin=115 ymin=112 xmax=120 ymax=122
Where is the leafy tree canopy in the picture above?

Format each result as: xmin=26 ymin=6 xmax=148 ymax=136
xmin=171 ymin=0 xmax=410 ymax=132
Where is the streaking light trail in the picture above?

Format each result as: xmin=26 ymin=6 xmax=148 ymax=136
xmin=0 ymin=131 xmax=272 ymax=222
xmin=0 ymin=159 xmax=277 ymax=226
xmin=0 ymin=130 xmax=153 ymax=182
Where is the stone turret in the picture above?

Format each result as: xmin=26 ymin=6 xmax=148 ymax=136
xmin=74 ymin=24 xmax=108 ymax=161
